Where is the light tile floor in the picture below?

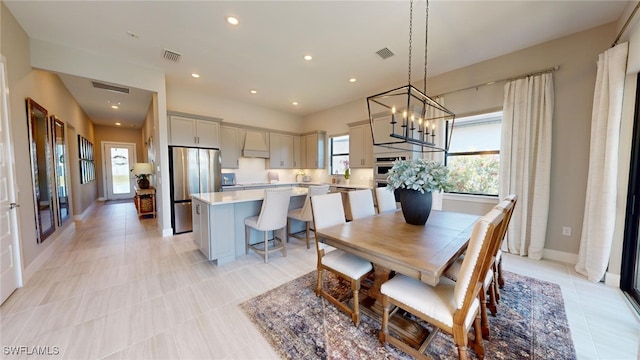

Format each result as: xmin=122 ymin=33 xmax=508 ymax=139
xmin=1 ymin=201 xmax=638 ymax=359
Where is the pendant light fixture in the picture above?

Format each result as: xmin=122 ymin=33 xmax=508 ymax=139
xmin=367 ymin=0 xmax=455 ymax=153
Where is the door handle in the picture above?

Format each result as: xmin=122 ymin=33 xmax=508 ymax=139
xmin=9 ymin=203 xmax=19 ymax=209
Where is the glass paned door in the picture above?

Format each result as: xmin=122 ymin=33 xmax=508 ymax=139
xmin=622 ymin=73 xmax=640 ymax=313
xmin=104 ymin=142 xmax=136 ymax=200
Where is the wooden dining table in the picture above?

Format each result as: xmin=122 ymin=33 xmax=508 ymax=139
xmin=315 ymin=209 xmax=479 ymax=346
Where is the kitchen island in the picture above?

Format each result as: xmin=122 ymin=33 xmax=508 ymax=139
xmin=191 ymin=187 xmax=308 ymax=264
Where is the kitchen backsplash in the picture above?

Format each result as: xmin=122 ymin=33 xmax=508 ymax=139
xmin=224 ymin=157 xmax=373 ymax=186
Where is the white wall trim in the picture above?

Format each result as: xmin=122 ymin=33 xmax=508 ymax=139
xmin=73 ymin=200 xmax=97 ymax=222
xmin=162 ymin=228 xmax=173 ymax=237
xmin=22 ymin=223 xmax=76 ymax=284
xmin=604 ymin=272 xmax=621 ymax=287
xmin=98 ymin=197 xmax=106 ymax=201
xmin=542 ymin=248 xmax=578 ymax=264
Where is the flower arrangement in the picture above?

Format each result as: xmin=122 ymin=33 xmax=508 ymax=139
xmin=386 ymin=158 xmax=451 ymax=194
xmin=341 ymin=159 xmax=350 ymax=179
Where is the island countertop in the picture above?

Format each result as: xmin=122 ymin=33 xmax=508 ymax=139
xmin=192 ymin=187 xmax=308 ymax=205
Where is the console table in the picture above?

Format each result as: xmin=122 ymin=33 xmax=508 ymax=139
xmin=134 ymin=186 xmax=156 ymax=218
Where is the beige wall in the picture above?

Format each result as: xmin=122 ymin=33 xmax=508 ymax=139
xmin=1 ymin=2 xmax=96 ymax=269
xmin=304 ymin=23 xmax=617 ymax=260
xmin=94 ymin=125 xmax=144 ymax=199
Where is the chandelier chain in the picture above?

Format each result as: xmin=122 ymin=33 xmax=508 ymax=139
xmin=424 ymin=0 xmax=429 ymax=95
xmin=408 ymin=0 xmax=413 ymax=86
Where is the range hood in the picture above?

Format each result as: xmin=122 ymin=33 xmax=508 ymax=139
xmin=243 ymin=130 xmax=270 ymax=158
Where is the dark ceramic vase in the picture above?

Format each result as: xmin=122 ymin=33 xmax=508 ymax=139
xmin=137 ymin=177 xmax=150 ymax=189
xmin=398 ymin=189 xmax=433 ymax=225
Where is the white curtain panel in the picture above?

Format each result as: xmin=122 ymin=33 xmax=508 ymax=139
xmin=499 ymin=73 xmax=554 ymax=259
xmin=576 ymin=42 xmax=628 ymax=282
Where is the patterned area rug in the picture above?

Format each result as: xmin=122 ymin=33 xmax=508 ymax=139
xmin=240 ymin=270 xmax=576 ymax=359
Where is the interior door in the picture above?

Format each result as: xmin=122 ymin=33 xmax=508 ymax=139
xmin=104 ymin=142 xmax=136 ymax=200
xmin=0 ymin=55 xmax=22 ymax=304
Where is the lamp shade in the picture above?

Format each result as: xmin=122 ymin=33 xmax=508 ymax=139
xmin=131 ymin=162 xmax=153 ymax=175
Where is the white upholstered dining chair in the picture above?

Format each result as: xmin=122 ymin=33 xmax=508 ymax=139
xmin=442 ymin=194 xmax=517 ymax=339
xmin=310 ymin=192 xmax=373 ymax=326
xmin=287 ymin=185 xmax=330 ymax=248
xmin=379 ymin=208 xmax=505 ymax=360
xmin=244 ymin=188 xmax=292 ymax=263
xmin=347 ymin=189 xmax=376 ymax=220
xmin=374 ymin=187 xmax=397 ymax=213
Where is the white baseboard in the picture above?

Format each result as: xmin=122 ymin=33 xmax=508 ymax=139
xmin=162 ymin=228 xmax=173 ymax=237
xmin=605 ymin=272 xmax=621 ymax=287
xmin=542 ymin=248 xmax=578 ymax=264
xmin=22 ymin=223 xmax=76 ymax=284
xmin=98 ymin=197 xmax=106 ymax=201
xmin=73 ymin=200 xmax=97 ymax=221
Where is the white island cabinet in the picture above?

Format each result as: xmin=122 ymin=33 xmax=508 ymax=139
xmin=191 ymin=187 xmax=307 ymax=264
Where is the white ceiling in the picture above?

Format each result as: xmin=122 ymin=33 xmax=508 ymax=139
xmin=4 ymin=1 xmax=630 ymax=128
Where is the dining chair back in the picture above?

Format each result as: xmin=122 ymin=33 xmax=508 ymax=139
xmin=495 ymin=194 xmax=517 ymax=288
xmin=379 ymin=208 xmax=505 ymax=360
xmin=310 ymin=192 xmax=373 ymax=326
xmin=287 ymin=185 xmax=330 ymax=248
xmin=348 ymin=189 xmax=376 ymax=220
xmin=244 ymin=188 xmax=292 ymax=263
xmin=375 ymin=187 xmax=397 ymax=213
xmin=442 ymin=195 xmax=517 ymax=340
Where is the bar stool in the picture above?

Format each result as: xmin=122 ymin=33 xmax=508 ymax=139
xmin=287 ymin=185 xmax=330 ymax=248
xmin=245 ymin=188 xmax=292 ymax=263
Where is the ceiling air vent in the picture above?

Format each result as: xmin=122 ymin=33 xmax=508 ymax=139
xmin=376 ymin=47 xmax=395 ymax=60
xmin=162 ymin=48 xmax=182 ymax=62
xmin=91 ymin=81 xmax=130 ymax=94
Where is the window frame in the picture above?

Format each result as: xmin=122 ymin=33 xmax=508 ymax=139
xmin=329 ymin=134 xmax=349 ymax=175
xmin=445 ymin=111 xmax=502 ymax=197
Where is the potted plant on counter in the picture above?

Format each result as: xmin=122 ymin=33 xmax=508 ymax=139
xmin=386 ymin=158 xmax=451 ymax=225
xmin=342 ymin=159 xmax=350 ymax=185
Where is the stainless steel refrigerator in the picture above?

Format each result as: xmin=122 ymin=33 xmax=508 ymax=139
xmin=169 ymin=146 xmax=222 ymax=234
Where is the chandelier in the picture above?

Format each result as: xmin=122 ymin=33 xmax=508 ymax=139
xmin=367 ymin=0 xmax=455 ymax=153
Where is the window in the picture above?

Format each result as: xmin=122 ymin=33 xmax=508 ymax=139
xmin=330 ymin=135 xmax=349 ymax=175
xmin=446 ymin=111 xmax=502 ymax=196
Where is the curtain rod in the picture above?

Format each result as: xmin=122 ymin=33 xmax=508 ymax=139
xmin=612 ymin=1 xmax=640 ymax=47
xmin=434 ymin=65 xmax=559 ymax=98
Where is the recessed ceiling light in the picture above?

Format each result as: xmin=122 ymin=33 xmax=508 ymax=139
xmin=191 ymin=73 xmax=200 ymax=78
xmin=111 ymin=105 xmax=119 ymax=109
xmin=250 ymin=89 xmax=257 ymax=94
xmin=292 ymin=101 xmax=299 ymax=106
xmin=115 ymin=122 xmax=121 ymax=126
xmin=349 ymin=78 xmax=357 ymax=83
xmin=226 ymin=16 xmax=239 ymax=25
xmin=303 ymin=55 xmax=313 ymax=61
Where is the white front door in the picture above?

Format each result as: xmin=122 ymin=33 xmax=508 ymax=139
xmin=103 ymin=142 xmax=137 ymax=200
xmin=0 ymin=55 xmax=23 ymax=304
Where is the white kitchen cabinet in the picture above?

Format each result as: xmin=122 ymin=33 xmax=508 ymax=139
xmin=293 ymin=135 xmax=302 ymax=168
xmin=220 ymin=125 xmax=240 ymax=168
xmin=349 ymin=124 xmax=374 ymax=168
xmin=192 ymin=197 xmax=235 ymax=264
xmin=192 ymin=199 xmax=209 ymax=256
xmin=269 ymin=132 xmax=294 ymax=168
xmin=301 ymin=131 xmax=326 ymax=169
xmin=169 ymin=112 xmax=221 ymax=148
